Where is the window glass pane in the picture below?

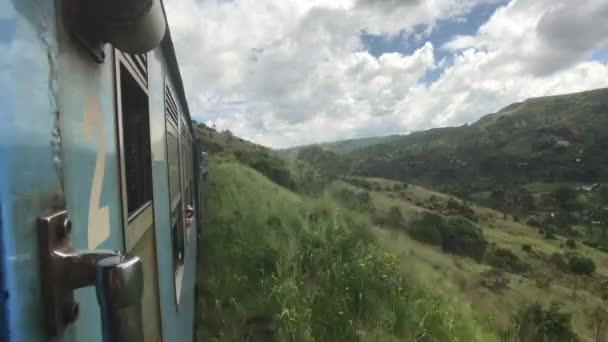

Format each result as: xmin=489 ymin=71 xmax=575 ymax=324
xmin=181 ymin=133 xmax=187 ymax=199
xmin=120 ymin=64 xmax=152 ymax=214
xmin=167 ymin=130 xmax=180 ymax=204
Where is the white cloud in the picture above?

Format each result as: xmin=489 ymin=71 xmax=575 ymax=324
xmin=166 ymin=0 xmax=608 ymax=148
xmin=444 ymin=0 xmax=608 ymax=75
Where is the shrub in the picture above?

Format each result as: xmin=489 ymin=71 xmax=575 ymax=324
xmin=409 ymin=212 xmax=444 ymax=246
xmin=526 ymin=217 xmax=542 ymax=227
xmin=446 ymin=198 xmax=478 ymax=222
xmin=543 ymin=226 xmax=558 ymax=239
xmin=554 ymin=186 xmax=578 ymax=211
xmin=479 ymin=268 xmax=509 ymax=292
xmin=535 ymin=273 xmax=552 ymax=289
xmin=335 ymin=188 xmax=372 ymax=212
xmin=439 ymin=216 xmax=487 ymax=261
xmin=235 ymin=150 xmax=296 ymax=189
xmin=513 ymin=302 xmax=577 ymax=342
xmin=583 ymin=240 xmax=599 ymax=248
xmin=486 ymin=247 xmax=529 ymax=274
xmin=393 ymin=183 xmax=408 ymax=191
xmin=343 ymin=177 xmax=372 ymax=190
xmin=549 ymin=253 xmax=568 ymax=272
xmin=565 ymin=238 xmax=577 ymax=249
xmin=568 ymin=255 xmax=596 ymax=275
xmin=521 ymin=244 xmax=533 ymax=253
xmin=387 ymin=206 xmax=405 ymax=229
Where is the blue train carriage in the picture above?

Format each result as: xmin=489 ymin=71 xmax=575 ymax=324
xmin=0 ymin=1 xmax=205 ymax=341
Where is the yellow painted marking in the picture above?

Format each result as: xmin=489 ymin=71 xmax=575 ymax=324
xmin=83 ymin=96 xmax=110 ymax=248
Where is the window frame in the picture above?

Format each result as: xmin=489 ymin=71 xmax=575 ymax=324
xmin=164 ymin=77 xmax=194 ymax=309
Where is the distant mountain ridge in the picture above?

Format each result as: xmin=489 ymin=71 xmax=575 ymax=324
xmin=284 ymin=88 xmax=608 ymax=194
xmin=278 ymin=134 xmax=406 ymax=158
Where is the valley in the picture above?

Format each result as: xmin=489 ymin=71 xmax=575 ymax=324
xmin=194 ymin=87 xmax=608 ymax=341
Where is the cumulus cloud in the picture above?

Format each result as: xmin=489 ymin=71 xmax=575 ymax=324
xmin=166 ymin=0 xmax=608 ymax=148
xmin=444 ymin=0 xmax=608 ymax=75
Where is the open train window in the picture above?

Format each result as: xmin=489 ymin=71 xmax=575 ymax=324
xmin=120 ymin=63 xmax=153 ymax=215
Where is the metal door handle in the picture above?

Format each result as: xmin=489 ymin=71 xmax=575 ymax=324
xmin=37 ymin=210 xmax=144 ymax=341
xmin=96 ymin=255 xmax=144 ymax=342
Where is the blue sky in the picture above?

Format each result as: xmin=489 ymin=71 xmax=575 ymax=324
xmin=361 ymin=1 xmax=508 ymax=83
xmin=591 ymin=48 xmax=608 ymax=63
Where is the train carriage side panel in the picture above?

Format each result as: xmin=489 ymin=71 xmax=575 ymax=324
xmin=0 ymin=1 xmax=198 ymax=341
xmin=148 ymin=41 xmax=197 ymax=342
xmin=0 ymin=1 xmax=63 ymax=341
xmin=55 ymin=8 xmax=125 ymax=342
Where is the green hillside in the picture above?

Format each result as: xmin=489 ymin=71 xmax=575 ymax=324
xmin=278 ymin=135 xmax=404 ymax=158
xmin=197 ymin=158 xmax=608 ymax=341
xmin=194 ymin=122 xmax=297 ymax=189
xmin=292 ymin=88 xmax=608 ymax=195
xmin=197 ymin=161 xmax=495 ymax=341
xmin=194 ymin=88 xmax=608 ymax=341
xmin=331 ymin=176 xmax=608 ymax=341
xmin=193 ymin=121 xmax=267 ymax=155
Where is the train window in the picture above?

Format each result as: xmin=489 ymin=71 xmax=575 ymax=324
xmin=167 ymin=132 xmax=180 ymax=204
xmin=120 ymin=64 xmax=153 ymax=215
xmin=165 ymin=81 xmax=186 ymax=305
xmin=165 ymin=84 xmax=182 ymax=210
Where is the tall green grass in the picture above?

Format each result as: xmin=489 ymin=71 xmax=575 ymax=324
xmin=198 ymin=161 xmax=496 ymax=341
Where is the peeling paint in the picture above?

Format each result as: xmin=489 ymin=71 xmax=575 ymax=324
xmin=13 ymin=0 xmax=63 ymax=191
xmin=41 ymin=25 xmax=63 ymax=191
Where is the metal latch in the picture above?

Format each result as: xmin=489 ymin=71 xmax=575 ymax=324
xmin=37 ymin=210 xmax=143 ymax=341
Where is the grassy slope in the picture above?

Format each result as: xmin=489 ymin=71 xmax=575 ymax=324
xmin=338 ymin=177 xmax=608 ymax=340
xmin=194 ymin=122 xmax=267 ymax=155
xmin=198 ymin=161 xmax=495 ymax=341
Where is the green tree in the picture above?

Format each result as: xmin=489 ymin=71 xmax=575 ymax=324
xmin=520 ymin=189 xmax=535 ymax=212
xmin=569 ymin=255 xmax=596 ymax=276
xmin=565 ymin=238 xmax=577 ymax=249
xmin=554 ymin=186 xmax=578 ymax=211
xmin=489 ymin=189 xmax=506 ymax=209
xmin=440 ymin=216 xmax=487 ymax=261
xmin=409 ymin=212 xmax=444 ymax=246
xmin=599 ymin=186 xmax=608 ymax=203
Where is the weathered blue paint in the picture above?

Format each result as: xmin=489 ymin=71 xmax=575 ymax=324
xmin=0 ymin=1 xmax=199 ymax=341
xmin=149 ymin=46 xmax=196 ymax=342
xmin=0 ymin=1 xmax=62 ymax=341
xmin=55 ymin=10 xmax=125 ymax=342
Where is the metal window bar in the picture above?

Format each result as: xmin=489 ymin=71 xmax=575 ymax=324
xmin=165 ymin=84 xmax=179 ymax=125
